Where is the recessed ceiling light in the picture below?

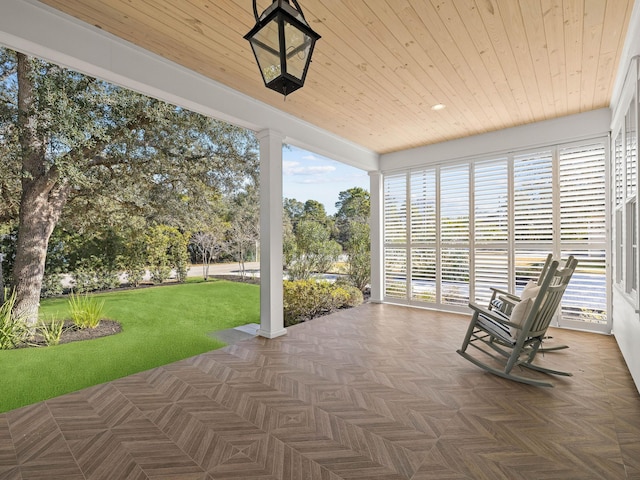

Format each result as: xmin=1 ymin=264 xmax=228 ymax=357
xmin=431 ymin=103 xmax=446 ymax=111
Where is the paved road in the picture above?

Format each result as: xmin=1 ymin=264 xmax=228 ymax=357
xmin=188 ymin=262 xmax=260 ymax=279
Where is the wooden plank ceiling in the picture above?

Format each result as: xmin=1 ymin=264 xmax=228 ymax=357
xmin=39 ymin=0 xmax=634 ymax=155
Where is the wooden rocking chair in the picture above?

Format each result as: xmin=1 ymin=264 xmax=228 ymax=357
xmin=457 ymin=257 xmax=578 ymax=387
xmin=487 ymin=253 xmax=569 ymax=352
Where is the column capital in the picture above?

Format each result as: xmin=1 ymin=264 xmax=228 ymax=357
xmin=256 ymin=129 xmax=285 ymax=141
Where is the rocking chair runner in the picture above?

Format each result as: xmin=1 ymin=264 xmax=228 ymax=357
xmin=457 ymin=256 xmax=578 ymax=387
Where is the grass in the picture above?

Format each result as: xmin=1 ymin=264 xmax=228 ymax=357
xmin=0 ymin=279 xmax=259 ymax=413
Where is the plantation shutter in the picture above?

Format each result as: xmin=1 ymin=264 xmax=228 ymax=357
xmin=410 ymin=170 xmax=436 ymax=244
xmin=440 ymin=164 xmax=469 ymax=306
xmin=513 ymin=150 xmax=553 ymax=290
xmin=384 ymin=173 xmax=407 ymax=299
xmin=410 ymin=170 xmax=436 ymax=302
xmin=474 ymin=158 xmax=509 ymax=304
xmin=627 ymin=102 xmax=638 ymax=198
xmin=558 ymin=143 xmax=607 ymax=324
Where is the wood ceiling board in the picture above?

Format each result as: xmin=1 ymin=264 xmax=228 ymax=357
xmin=37 ymin=0 xmax=635 ymax=155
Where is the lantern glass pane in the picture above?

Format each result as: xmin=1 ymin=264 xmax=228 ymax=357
xmin=251 ymin=19 xmax=282 ymax=83
xmin=284 ymin=19 xmax=312 ymax=80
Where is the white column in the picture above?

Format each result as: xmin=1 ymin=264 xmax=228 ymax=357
xmin=369 ymin=171 xmax=384 ymax=303
xmin=257 ymin=129 xmax=287 ymax=338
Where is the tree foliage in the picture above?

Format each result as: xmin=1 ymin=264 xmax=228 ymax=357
xmin=335 ymin=187 xmax=370 ymax=247
xmin=286 ymin=219 xmax=341 ymax=281
xmin=0 ymin=47 xmax=257 ymax=323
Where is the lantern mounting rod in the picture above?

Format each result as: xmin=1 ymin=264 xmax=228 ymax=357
xmin=252 ymin=0 xmax=308 ymax=22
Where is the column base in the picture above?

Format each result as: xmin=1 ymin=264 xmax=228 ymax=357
xmin=257 ymin=327 xmax=288 ymax=339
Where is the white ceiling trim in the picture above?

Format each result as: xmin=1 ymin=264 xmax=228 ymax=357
xmin=0 ymin=0 xmax=379 ymax=171
xmin=380 ymin=108 xmax=611 ymax=171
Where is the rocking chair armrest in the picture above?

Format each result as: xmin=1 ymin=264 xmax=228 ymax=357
xmin=468 ymin=302 xmax=522 ymax=330
xmin=489 ymin=287 xmax=520 ymax=302
xmin=498 ymin=295 xmax=519 ymax=308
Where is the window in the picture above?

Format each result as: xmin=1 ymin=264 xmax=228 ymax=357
xmin=382 ymin=138 xmax=609 ymax=331
xmin=627 ymin=199 xmax=637 ymax=295
xmin=410 ymin=170 xmax=436 ymax=302
xmin=440 ymin=165 xmax=469 ymax=306
xmin=474 ymin=159 xmax=508 ymax=305
xmin=614 ymin=90 xmax=639 ymax=306
xmin=383 ymin=173 xmax=407 ymax=299
xmin=559 ymin=143 xmax=607 ymax=323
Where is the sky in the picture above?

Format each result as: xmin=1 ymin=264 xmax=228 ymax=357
xmin=282 ymin=145 xmax=369 ymax=215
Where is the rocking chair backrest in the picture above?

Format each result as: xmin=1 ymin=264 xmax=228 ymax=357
xmin=525 ymin=256 xmax=578 ymax=338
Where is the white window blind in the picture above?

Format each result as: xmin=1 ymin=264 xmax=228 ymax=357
xmin=441 ymin=165 xmax=469 ymax=305
xmin=615 ymin=131 xmax=624 ymax=207
xmin=514 ymin=150 xmax=554 ymax=245
xmin=410 ymin=170 xmax=436 ymax=244
xmin=384 ymin=248 xmax=406 ymax=299
xmin=626 ymin=101 xmax=637 ymax=197
xmin=441 ymin=248 xmax=469 ymax=306
xmin=384 ymin=173 xmax=407 ymax=299
xmin=559 ymin=143 xmax=607 ymax=323
xmin=474 ymin=159 xmax=508 ymax=243
xmin=383 ymin=173 xmax=407 ymax=245
xmin=474 ymin=159 xmax=509 ymax=304
xmin=411 ymin=248 xmax=436 ymax=302
xmin=380 ymin=138 xmax=609 ymax=330
xmin=440 ymin=165 xmax=469 ymax=244
xmin=559 ymin=143 xmax=606 ymax=245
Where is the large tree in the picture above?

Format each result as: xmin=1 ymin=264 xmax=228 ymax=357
xmin=1 ymin=48 xmax=258 ymax=325
xmin=334 ymin=187 xmax=370 ymax=246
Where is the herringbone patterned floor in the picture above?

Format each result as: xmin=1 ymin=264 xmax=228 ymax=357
xmin=1 ymin=303 xmax=638 ymax=479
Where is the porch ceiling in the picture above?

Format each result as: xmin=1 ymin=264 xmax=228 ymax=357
xmin=38 ymin=0 xmax=634 ymax=155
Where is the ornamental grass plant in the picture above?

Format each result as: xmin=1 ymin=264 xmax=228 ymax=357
xmin=68 ymin=292 xmax=105 ymax=329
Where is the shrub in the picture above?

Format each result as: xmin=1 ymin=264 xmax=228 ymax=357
xmin=73 ymin=264 xmax=98 ymax=293
xmin=95 ymin=267 xmax=121 ymax=290
xmin=337 ymin=283 xmax=364 ymax=307
xmin=40 ymin=272 xmax=64 ymax=298
xmin=68 ymin=293 xmax=104 ymax=329
xmin=125 ymin=267 xmax=145 ymax=287
xmin=283 ymin=280 xmax=362 ymax=327
xmin=0 ymin=289 xmax=29 ymax=349
xmin=38 ymin=317 xmax=65 ymax=346
xmin=150 ymin=265 xmax=171 ymax=284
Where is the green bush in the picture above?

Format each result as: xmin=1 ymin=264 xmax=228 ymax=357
xmin=40 ymin=272 xmax=64 ymax=298
xmin=68 ymin=293 xmax=104 ymax=329
xmin=125 ymin=267 xmax=145 ymax=287
xmin=73 ymin=264 xmax=98 ymax=293
xmin=150 ymin=265 xmax=171 ymax=284
xmin=0 ymin=289 xmax=29 ymax=349
xmin=283 ymin=280 xmax=363 ymax=327
xmin=337 ymin=283 xmax=364 ymax=307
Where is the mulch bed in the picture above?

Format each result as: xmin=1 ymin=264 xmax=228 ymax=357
xmin=27 ymin=320 xmax=122 ymax=347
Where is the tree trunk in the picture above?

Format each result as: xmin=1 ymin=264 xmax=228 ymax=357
xmin=12 ymin=185 xmax=67 ymax=327
xmin=11 ymin=52 xmax=69 ymax=327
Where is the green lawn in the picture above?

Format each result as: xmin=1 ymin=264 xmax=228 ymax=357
xmin=0 ymin=280 xmax=259 ymax=413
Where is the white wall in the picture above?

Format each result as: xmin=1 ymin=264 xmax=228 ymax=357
xmin=610 ymin=0 xmax=640 ymax=395
xmin=380 ymin=109 xmax=611 ymax=171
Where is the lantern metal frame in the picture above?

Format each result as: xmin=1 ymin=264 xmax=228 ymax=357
xmin=244 ymin=0 xmax=321 ymax=96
